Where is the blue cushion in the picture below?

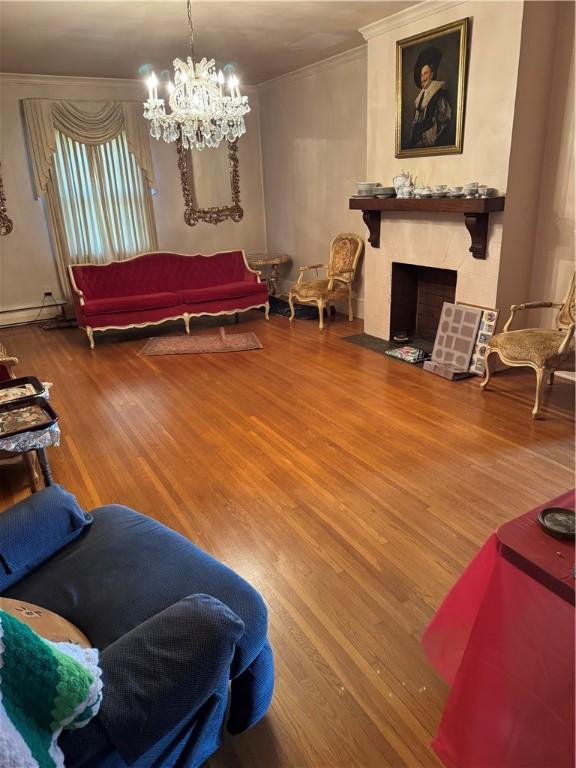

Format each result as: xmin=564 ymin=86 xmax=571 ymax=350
xmin=0 ymin=485 xmax=93 ymax=591
xmin=5 ymin=505 xmax=268 ymax=670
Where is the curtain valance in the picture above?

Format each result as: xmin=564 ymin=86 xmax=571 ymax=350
xmin=23 ymin=99 xmax=156 ymax=198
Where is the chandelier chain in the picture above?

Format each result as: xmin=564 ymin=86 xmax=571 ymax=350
xmin=187 ymin=0 xmax=195 ymax=61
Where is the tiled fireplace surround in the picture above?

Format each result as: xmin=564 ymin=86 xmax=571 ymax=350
xmin=363 ymin=215 xmax=503 ymax=341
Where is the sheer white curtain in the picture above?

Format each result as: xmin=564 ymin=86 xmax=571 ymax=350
xmin=23 ymin=99 xmax=158 ymax=298
xmin=51 ymin=130 xmax=156 ymax=264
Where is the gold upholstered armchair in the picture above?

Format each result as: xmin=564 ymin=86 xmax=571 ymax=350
xmin=288 ymin=233 xmax=364 ymax=330
xmin=481 ymin=273 xmax=575 ymax=418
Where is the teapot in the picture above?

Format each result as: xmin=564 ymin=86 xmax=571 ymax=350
xmin=393 ymin=171 xmax=412 ymax=195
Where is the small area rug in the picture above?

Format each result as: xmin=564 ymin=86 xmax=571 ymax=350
xmin=140 ymin=327 xmax=263 ymax=356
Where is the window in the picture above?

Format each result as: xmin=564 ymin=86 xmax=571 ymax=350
xmin=52 ymin=130 xmax=156 ymax=263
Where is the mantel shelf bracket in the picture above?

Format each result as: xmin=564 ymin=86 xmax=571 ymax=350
xmin=362 ymin=210 xmax=381 ymax=249
xmin=359 ymin=211 xmax=490 ymax=256
xmin=463 ymin=212 xmax=489 ymax=259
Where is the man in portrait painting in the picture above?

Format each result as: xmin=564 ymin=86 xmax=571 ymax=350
xmin=410 ymin=47 xmax=453 ymax=149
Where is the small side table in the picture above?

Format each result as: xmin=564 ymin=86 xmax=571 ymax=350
xmin=247 ymin=253 xmax=292 ymax=296
xmin=0 ymin=421 xmax=59 ymax=490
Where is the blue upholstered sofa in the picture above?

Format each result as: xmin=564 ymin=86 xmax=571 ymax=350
xmin=0 ymin=486 xmax=274 ymax=767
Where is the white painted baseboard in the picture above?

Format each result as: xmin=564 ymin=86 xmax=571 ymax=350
xmin=0 ymin=304 xmax=62 ymax=327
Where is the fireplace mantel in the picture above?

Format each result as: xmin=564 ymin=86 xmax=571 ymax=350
xmin=349 ymin=196 xmax=506 ymax=258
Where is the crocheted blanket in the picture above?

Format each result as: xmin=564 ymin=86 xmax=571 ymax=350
xmin=0 ymin=609 xmax=102 ymax=768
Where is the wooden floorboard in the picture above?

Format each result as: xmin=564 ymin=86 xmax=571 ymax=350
xmin=1 ymin=313 xmax=574 ymax=768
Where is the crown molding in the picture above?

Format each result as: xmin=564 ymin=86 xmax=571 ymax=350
xmin=0 ymin=71 xmax=258 ymax=94
xmin=257 ymin=45 xmax=367 ymax=92
xmin=0 ymin=72 xmax=141 ymax=88
xmin=360 ymin=0 xmax=469 ymax=40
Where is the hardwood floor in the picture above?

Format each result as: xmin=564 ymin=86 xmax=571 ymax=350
xmin=1 ymin=313 xmax=574 ymax=768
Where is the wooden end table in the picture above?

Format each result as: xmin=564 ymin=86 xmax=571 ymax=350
xmin=247 ymin=253 xmax=292 ymax=296
xmin=0 ymin=598 xmax=91 ymax=647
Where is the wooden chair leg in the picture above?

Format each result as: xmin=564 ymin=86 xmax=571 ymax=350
xmin=480 ymin=350 xmax=496 ymax=390
xmin=25 ymin=452 xmax=41 ymax=492
xmin=288 ymin=294 xmax=296 ymax=323
xmin=86 ymin=327 xmax=95 ymax=350
xmin=318 ymin=300 xmax=325 ymax=330
xmin=348 ymin=290 xmax=354 ymax=321
xmin=532 ymin=367 xmax=546 ymax=418
xmin=547 ymin=370 xmax=555 ymax=385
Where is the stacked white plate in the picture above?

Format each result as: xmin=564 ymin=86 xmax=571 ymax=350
xmin=375 ymin=186 xmax=396 ymax=199
xmin=353 ymin=182 xmax=382 ymax=198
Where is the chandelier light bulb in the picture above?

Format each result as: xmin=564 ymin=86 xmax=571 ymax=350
xmin=146 ymin=72 xmax=159 ymax=100
xmin=167 ymin=80 xmax=175 ymax=94
xmin=217 ymin=70 xmax=225 ymax=85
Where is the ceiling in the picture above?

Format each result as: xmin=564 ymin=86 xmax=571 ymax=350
xmin=0 ymin=1 xmax=418 ymax=84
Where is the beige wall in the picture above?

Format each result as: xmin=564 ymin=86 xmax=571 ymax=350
xmin=528 ymin=1 xmax=575 ymax=380
xmin=0 ymin=74 xmax=266 ymax=326
xmin=528 ymin=1 xmax=574 ymax=323
xmin=258 ymin=48 xmax=367 ymax=314
xmin=496 ymin=2 xmax=559 ymax=320
xmin=362 ymin=0 xmax=526 ymax=339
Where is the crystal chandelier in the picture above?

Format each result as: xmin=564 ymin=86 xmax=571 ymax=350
xmin=143 ymin=0 xmax=249 ymax=150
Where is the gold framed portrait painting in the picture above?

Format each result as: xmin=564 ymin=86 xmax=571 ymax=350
xmin=396 ymin=18 xmax=469 ymax=158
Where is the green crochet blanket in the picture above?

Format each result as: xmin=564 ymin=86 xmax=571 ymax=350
xmin=0 ymin=609 xmax=102 ymax=768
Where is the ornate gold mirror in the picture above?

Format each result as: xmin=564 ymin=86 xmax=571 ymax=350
xmin=177 ymin=138 xmax=243 ymax=226
xmin=0 ymin=164 xmax=14 ymax=236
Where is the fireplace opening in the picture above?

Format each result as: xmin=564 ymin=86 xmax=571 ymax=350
xmin=390 ymin=264 xmax=457 ymax=344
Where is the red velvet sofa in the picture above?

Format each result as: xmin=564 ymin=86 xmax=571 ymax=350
xmin=68 ymin=251 xmax=269 ymax=348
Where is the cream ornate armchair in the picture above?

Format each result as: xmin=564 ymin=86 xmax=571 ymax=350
xmin=288 ymin=233 xmax=364 ymax=330
xmin=481 ymin=273 xmax=575 ymax=418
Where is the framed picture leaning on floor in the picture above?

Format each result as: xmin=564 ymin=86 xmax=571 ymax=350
xmin=396 ymin=18 xmax=469 ymax=158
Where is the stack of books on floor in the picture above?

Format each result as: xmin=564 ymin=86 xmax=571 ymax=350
xmin=384 ymin=346 xmax=429 ymax=364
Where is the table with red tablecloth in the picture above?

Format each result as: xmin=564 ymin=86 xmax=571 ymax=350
xmin=423 ymin=490 xmax=575 ymax=768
